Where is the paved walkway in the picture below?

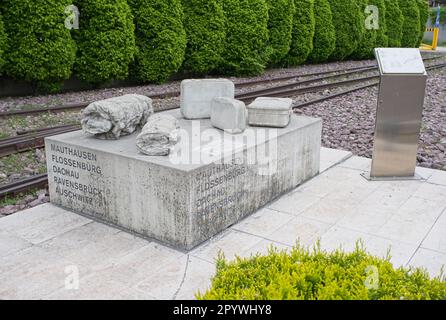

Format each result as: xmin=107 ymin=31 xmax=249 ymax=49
xmin=1 ymin=148 xmax=445 ymax=300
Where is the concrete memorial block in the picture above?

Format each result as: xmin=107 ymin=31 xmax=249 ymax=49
xmin=136 ymin=114 xmax=180 ymax=156
xmin=46 ymin=109 xmax=322 ymax=250
xmin=81 ymin=94 xmax=153 ymax=140
xmin=211 ymin=97 xmax=247 ymax=134
xmin=247 ymin=97 xmax=293 ymax=128
xmin=181 ymin=79 xmax=235 ymax=119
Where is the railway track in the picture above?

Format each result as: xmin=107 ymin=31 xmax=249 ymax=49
xmin=1 ymin=60 xmax=446 ymax=200
xmin=0 ymin=55 xmax=443 ymax=118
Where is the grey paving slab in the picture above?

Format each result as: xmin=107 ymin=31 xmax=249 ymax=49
xmin=0 ymin=204 xmax=91 ymax=244
xmin=319 ymin=148 xmax=352 ymax=172
xmin=1 ymin=149 xmax=446 ymax=299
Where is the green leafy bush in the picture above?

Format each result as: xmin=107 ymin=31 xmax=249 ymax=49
xmin=181 ymin=0 xmax=225 ymax=75
xmin=308 ymin=0 xmax=336 ymax=63
xmin=398 ymin=0 xmax=421 ymax=48
xmin=384 ymin=0 xmax=404 ymax=47
xmin=0 ymin=13 xmax=7 ymax=74
xmin=283 ymin=0 xmax=315 ymax=66
xmin=1 ymin=0 xmax=76 ymax=92
xmin=328 ymin=0 xmax=363 ymax=60
xmin=198 ymin=243 xmax=446 ymax=300
xmin=267 ymin=0 xmax=295 ymax=65
xmin=351 ymin=0 xmax=376 ymax=59
xmin=128 ymin=0 xmax=186 ymax=83
xmin=369 ymin=0 xmax=388 ymax=47
xmin=73 ymin=0 xmax=136 ymax=84
xmin=416 ymin=0 xmax=429 ymax=45
xmin=221 ymin=0 xmax=271 ymax=75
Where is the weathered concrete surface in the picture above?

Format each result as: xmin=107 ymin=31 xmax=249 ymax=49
xmin=136 ymin=114 xmax=180 ymax=156
xmin=45 ymin=109 xmax=322 ymax=250
xmin=211 ymin=97 xmax=247 ymax=134
xmin=180 ymin=79 xmax=235 ymax=119
xmin=81 ymin=94 xmax=153 ymax=140
xmin=247 ymin=97 xmax=293 ymax=128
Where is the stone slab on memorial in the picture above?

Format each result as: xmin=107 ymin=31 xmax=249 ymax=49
xmin=45 ymin=109 xmax=322 ymax=250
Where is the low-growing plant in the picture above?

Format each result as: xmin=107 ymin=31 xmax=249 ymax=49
xmin=0 ymin=12 xmax=7 ymax=75
xmin=181 ymin=0 xmax=225 ymax=75
xmin=73 ymin=0 xmax=136 ymax=85
xmin=307 ymin=0 xmax=336 ymax=63
xmin=1 ymin=0 xmax=76 ymax=92
xmin=221 ymin=0 xmax=271 ymax=75
xmin=328 ymin=0 xmax=363 ymax=60
xmin=399 ymin=0 xmax=421 ymax=48
xmin=266 ymin=0 xmax=295 ymax=65
xmin=416 ymin=0 xmax=429 ymax=46
xmin=384 ymin=0 xmax=404 ymax=47
xmin=283 ymin=0 xmax=315 ymax=66
xmin=198 ymin=242 xmax=446 ymax=300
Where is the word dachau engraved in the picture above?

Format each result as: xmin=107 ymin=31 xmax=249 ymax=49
xmin=50 ymin=144 xmax=105 ymax=206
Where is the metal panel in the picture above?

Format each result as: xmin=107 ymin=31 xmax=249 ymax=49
xmin=370 ymin=74 xmax=427 ymax=178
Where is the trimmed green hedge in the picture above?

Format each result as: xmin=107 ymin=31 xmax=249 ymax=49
xmin=351 ymin=0 xmax=376 ymax=59
xmin=221 ymin=0 xmax=271 ymax=75
xmin=417 ymin=0 xmax=429 ymax=45
xmin=267 ymin=0 xmax=295 ymax=65
xmin=308 ymin=0 xmax=335 ymax=63
xmin=1 ymin=0 xmax=76 ymax=92
xmin=283 ymin=0 xmax=315 ymax=66
xmin=384 ymin=0 xmax=404 ymax=47
xmin=198 ymin=243 xmax=446 ymax=300
xmin=0 ymin=13 xmax=7 ymax=74
xmin=73 ymin=0 xmax=136 ymax=84
xmin=328 ymin=0 xmax=362 ymax=60
xmin=399 ymin=0 xmax=421 ymax=48
xmin=430 ymin=6 xmax=446 ymax=26
xmin=370 ymin=0 xmax=388 ymax=47
xmin=128 ymin=0 xmax=186 ymax=83
xmin=181 ymin=0 xmax=225 ymax=74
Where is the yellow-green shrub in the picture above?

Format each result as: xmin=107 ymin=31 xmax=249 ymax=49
xmin=198 ymin=243 xmax=446 ymax=300
xmin=308 ymin=0 xmax=336 ymax=63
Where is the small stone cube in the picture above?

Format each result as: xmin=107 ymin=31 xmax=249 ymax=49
xmin=181 ymin=79 xmax=235 ymax=120
xmin=211 ymin=97 xmax=247 ymax=134
xmin=247 ymin=97 xmax=293 ymax=128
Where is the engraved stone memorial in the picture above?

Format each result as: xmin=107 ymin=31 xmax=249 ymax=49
xmin=46 ymin=109 xmax=322 ymax=250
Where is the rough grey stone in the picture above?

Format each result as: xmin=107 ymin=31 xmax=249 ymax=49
xmin=211 ymin=97 xmax=247 ymax=134
xmin=136 ymin=114 xmax=180 ymax=156
xmin=81 ymin=94 xmax=154 ymax=140
xmin=180 ymin=79 xmax=235 ymax=120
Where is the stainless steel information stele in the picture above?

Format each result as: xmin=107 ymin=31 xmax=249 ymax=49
xmin=369 ymin=48 xmax=427 ymax=180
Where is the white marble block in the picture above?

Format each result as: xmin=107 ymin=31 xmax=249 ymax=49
xmin=247 ymin=97 xmax=293 ymax=128
xmin=181 ymin=79 xmax=235 ymax=120
xmin=211 ymin=97 xmax=247 ymax=134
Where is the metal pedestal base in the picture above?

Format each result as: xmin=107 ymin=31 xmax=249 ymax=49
xmin=361 ymin=172 xmax=425 ymax=182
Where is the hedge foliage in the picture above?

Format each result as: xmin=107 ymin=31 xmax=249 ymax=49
xmin=384 ymin=0 xmax=404 ymax=47
xmin=128 ymin=0 xmax=186 ymax=83
xmin=267 ymin=0 xmax=295 ymax=65
xmin=399 ymin=0 xmax=421 ymax=48
xmin=0 ymin=13 xmax=7 ymax=74
xmin=283 ymin=0 xmax=315 ymax=66
xmin=73 ymin=0 xmax=136 ymax=84
xmin=221 ymin=0 xmax=271 ymax=75
xmin=308 ymin=0 xmax=336 ymax=63
xmin=1 ymin=0 xmax=76 ymax=92
xmin=328 ymin=0 xmax=362 ymax=60
xmin=181 ymin=0 xmax=225 ymax=74
xmin=352 ymin=0 xmax=376 ymax=60
xmin=198 ymin=243 xmax=446 ymax=300
xmin=370 ymin=0 xmax=388 ymax=47
xmin=430 ymin=6 xmax=446 ymax=26
xmin=417 ymin=0 xmax=429 ymax=45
